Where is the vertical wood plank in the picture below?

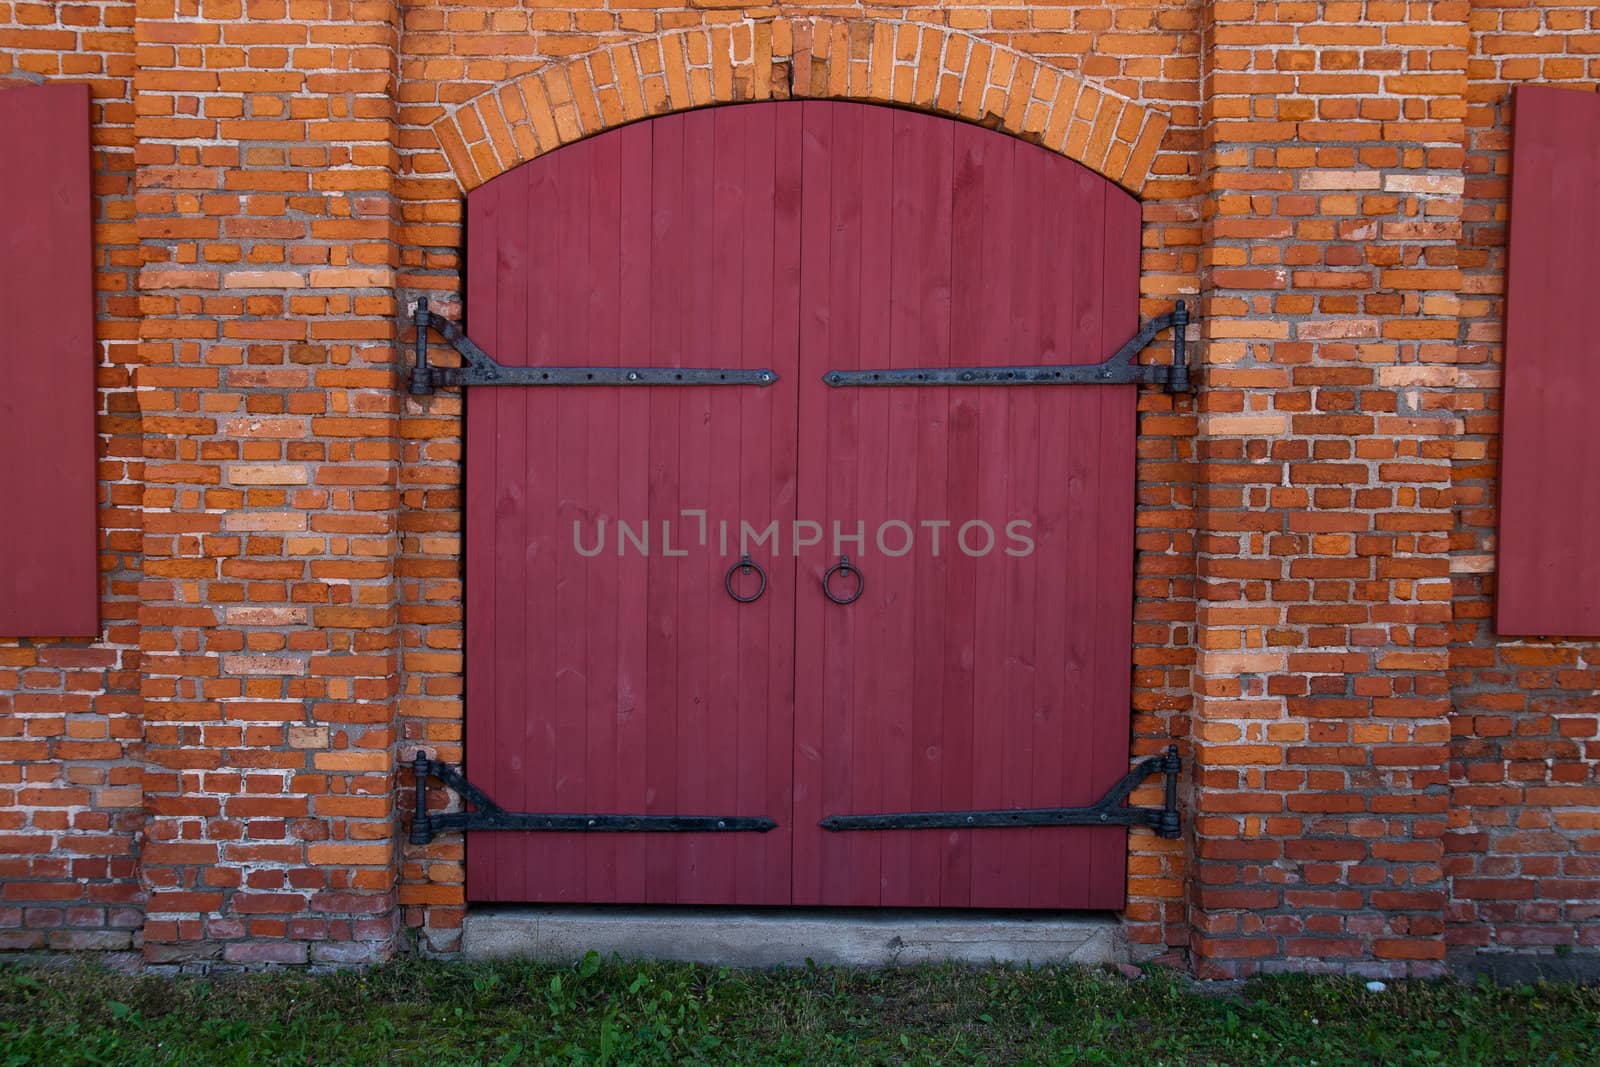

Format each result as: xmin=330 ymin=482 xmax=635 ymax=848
xmin=903 ymin=112 xmax=955 ymax=907
xmin=520 ymin=145 xmax=563 ymax=901
xmin=766 ymin=101 xmax=804 ymax=906
xmin=792 ymin=101 xmax=835 ymax=906
xmin=850 ymin=103 xmax=894 ymax=905
xmin=1060 ymin=160 xmax=1112 ymax=907
xmin=968 ymin=130 xmax=1015 ymax=908
xmin=702 ymin=105 xmax=745 ymax=902
xmin=1005 ymin=142 xmax=1045 ymax=907
xmin=731 ymin=105 xmax=771 ymax=901
xmin=1031 ymin=158 xmax=1077 ymax=905
xmin=492 ymin=178 xmax=529 ymax=904
xmin=675 ymin=108 xmax=717 ymax=900
xmin=583 ymin=128 xmax=624 ymax=898
xmin=613 ymin=119 xmax=654 ymax=901
xmin=940 ymin=117 xmax=984 ymax=908
xmin=643 ymin=113 xmax=685 ymax=902
xmin=1087 ymin=183 xmax=1141 ymax=908
xmin=463 ymin=177 xmax=501 ymax=902
xmin=550 ymin=142 xmax=593 ymax=900
xmin=818 ymin=101 xmax=865 ymax=907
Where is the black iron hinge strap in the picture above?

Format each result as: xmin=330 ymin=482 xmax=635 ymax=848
xmin=404 ymin=298 xmax=779 ymax=395
xmin=818 ymin=745 xmax=1182 ymax=838
xmin=408 ymin=753 xmax=778 ymax=845
xmin=823 ymin=301 xmax=1193 ymax=394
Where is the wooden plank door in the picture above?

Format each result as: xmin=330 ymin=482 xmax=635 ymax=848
xmin=791 ymin=102 xmax=1141 ymax=909
xmin=465 ymin=101 xmax=1141 ymax=909
xmin=464 ymin=105 xmax=801 ymax=904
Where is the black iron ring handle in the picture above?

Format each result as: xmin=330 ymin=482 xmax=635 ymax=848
xmin=725 ymin=554 xmax=767 ymax=604
xmin=822 ymin=555 xmax=864 ymax=605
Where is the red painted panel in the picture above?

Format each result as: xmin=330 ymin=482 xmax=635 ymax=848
xmin=465 ymin=106 xmax=800 ymax=904
xmin=791 ymin=103 xmax=1140 ymax=909
xmin=0 ymin=84 xmax=98 ymax=638
xmin=466 ymin=101 xmax=1139 ymax=908
xmin=1497 ymin=86 xmax=1600 ymax=637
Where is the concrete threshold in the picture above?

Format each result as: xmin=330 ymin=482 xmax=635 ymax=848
xmin=462 ymin=906 xmax=1123 ymax=968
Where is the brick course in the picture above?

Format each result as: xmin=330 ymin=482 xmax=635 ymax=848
xmin=0 ymin=0 xmax=1595 ymax=973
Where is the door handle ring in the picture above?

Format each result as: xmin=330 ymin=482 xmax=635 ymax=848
xmin=725 ymin=554 xmax=768 ymax=604
xmin=822 ymin=555 xmax=864 ymax=605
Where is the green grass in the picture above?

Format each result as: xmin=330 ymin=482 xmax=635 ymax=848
xmin=0 ymin=955 xmax=1596 ymax=1066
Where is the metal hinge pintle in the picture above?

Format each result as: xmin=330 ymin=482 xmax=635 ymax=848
xmin=818 ymin=745 xmax=1182 ymax=838
xmin=404 ymin=298 xmax=779 ymax=395
xmin=823 ymin=301 xmax=1194 ymax=394
xmin=408 ymin=752 xmax=778 ymax=845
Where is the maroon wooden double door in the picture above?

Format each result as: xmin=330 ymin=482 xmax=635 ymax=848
xmin=464 ymin=102 xmax=1140 ymax=909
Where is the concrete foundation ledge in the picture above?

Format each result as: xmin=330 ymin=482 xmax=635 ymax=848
xmin=1447 ymin=947 xmax=1600 ymax=985
xmin=462 ymin=907 xmax=1124 ymax=968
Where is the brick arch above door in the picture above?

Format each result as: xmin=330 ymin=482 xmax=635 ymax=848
xmin=422 ymin=18 xmax=1173 ymax=197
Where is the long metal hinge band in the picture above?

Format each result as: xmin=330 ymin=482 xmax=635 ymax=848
xmin=408 ymin=753 xmax=778 ymax=845
xmin=403 ymin=298 xmax=779 ymax=395
xmin=818 ymin=745 xmax=1182 ymax=838
xmin=823 ymin=301 xmax=1193 ymax=394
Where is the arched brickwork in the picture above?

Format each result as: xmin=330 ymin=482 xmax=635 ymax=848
xmin=423 ymin=18 xmax=1171 ymax=196
xmin=396 ymin=16 xmax=1187 ymax=959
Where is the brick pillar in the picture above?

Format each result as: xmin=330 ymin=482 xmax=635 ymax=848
xmin=1190 ymin=0 xmax=1468 ymax=977
xmin=132 ymin=0 xmax=404 ymax=966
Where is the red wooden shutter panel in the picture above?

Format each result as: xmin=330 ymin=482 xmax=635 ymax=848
xmin=0 ymin=84 xmax=99 ymax=637
xmin=1496 ymin=85 xmax=1600 ymax=637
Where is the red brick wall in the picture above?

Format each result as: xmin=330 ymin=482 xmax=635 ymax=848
xmin=1447 ymin=4 xmax=1600 ymax=958
xmin=0 ymin=0 xmax=1596 ymax=973
xmin=1191 ymin=0 xmax=1469 ymax=979
xmin=0 ymin=0 xmax=144 ymax=954
xmin=128 ymin=0 xmax=405 ymax=966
